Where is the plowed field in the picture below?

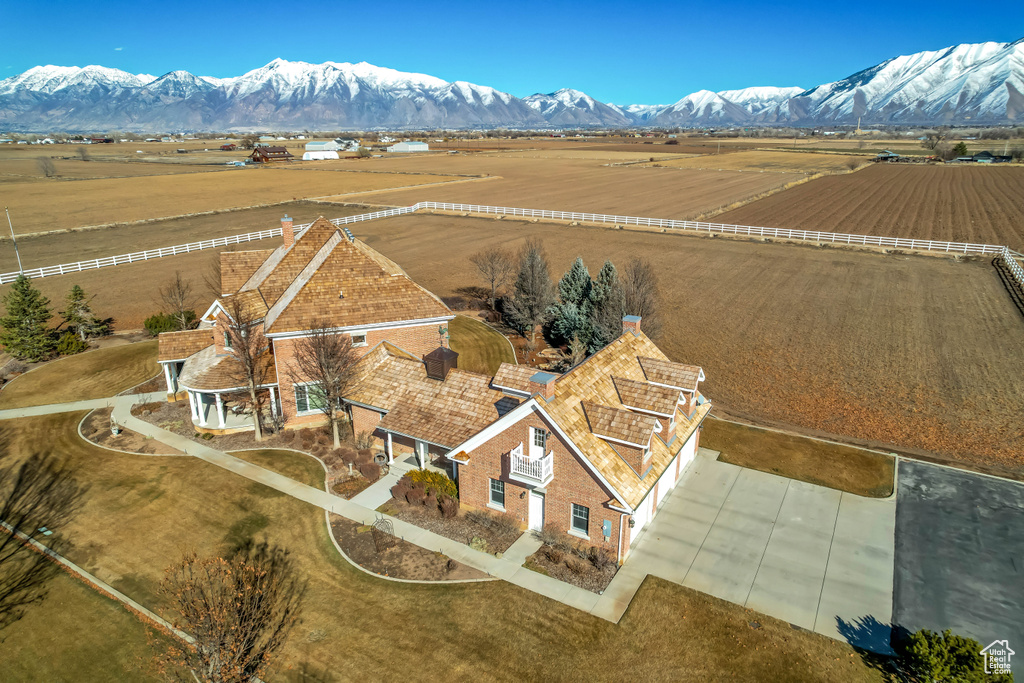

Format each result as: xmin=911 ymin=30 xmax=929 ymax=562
xmin=715 ymin=163 xmax=1024 ymax=250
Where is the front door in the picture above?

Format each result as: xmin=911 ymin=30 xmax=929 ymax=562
xmin=528 ymin=491 xmax=545 ymax=532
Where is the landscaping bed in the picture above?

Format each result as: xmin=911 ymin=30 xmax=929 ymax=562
xmin=524 ymin=525 xmax=618 ymax=594
xmin=80 ymin=407 xmax=180 ymax=455
xmin=380 ymin=472 xmax=522 ymax=554
xmin=328 ymin=513 xmax=486 ymax=581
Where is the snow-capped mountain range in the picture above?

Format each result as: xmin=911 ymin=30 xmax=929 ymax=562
xmin=1 ymin=39 xmax=1021 ymax=131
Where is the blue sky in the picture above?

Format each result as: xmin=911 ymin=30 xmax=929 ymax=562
xmin=4 ymin=0 xmax=1023 ymax=103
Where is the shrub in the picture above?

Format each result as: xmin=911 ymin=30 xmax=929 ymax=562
xmin=355 ymin=449 xmax=373 ymax=465
xmin=543 ymin=546 xmax=564 ymax=564
xmin=466 ymin=509 xmax=520 ymax=538
xmin=424 ymin=489 xmax=438 ymax=509
xmin=445 ymin=558 xmax=457 ymax=573
xmin=588 ymin=546 xmax=614 ymax=571
xmin=406 ymin=488 xmax=426 ymax=506
xmin=469 ymin=536 xmax=488 ymax=553
xmin=358 ymin=462 xmax=381 ymax=482
xmin=354 ymin=431 xmax=376 ymax=449
xmin=391 ymin=482 xmax=410 ymax=501
xmin=405 ymin=470 xmax=457 ymax=499
xmin=56 ymin=331 xmax=88 ymax=355
xmin=144 ymin=310 xmax=196 ymax=336
xmin=895 ymin=628 xmax=1009 ymax=682
xmin=439 ymin=494 xmax=459 ymax=519
xmin=565 ymin=557 xmax=587 ymax=574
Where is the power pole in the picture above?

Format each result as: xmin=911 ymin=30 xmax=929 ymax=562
xmin=5 ymin=207 xmax=24 ymax=274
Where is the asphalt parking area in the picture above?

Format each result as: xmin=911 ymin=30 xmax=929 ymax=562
xmin=894 ymin=460 xmax=1024 ymax=673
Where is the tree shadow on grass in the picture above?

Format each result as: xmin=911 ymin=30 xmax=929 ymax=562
xmin=836 ymin=615 xmax=904 ymax=678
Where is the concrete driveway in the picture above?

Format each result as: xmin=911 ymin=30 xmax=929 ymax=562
xmin=627 ymin=454 xmax=895 ymax=652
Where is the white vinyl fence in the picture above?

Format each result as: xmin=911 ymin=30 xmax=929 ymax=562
xmin=2 ymin=202 xmax=1021 ymax=294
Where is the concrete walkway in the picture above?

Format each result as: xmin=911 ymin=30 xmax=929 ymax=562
xmin=621 ymin=455 xmax=896 ymax=653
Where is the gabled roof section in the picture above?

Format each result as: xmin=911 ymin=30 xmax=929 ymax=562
xmin=582 ymin=401 xmax=658 ymax=447
xmin=239 ymin=218 xmax=339 ymax=298
xmin=491 ymin=362 xmax=546 ymax=395
xmin=158 ymin=328 xmax=214 ymax=362
xmin=264 ymin=231 xmax=344 ymax=331
xmin=220 ymin=249 xmax=274 ymax=295
xmin=638 ymin=356 xmax=705 ymax=392
xmin=178 ymin=344 xmax=276 ymax=392
xmin=612 ymin=376 xmax=678 ymax=416
xmin=266 ymin=232 xmax=451 ymax=334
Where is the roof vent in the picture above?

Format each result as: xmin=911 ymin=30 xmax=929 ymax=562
xmin=424 ymin=347 xmax=459 ymax=381
xmin=342 ymin=226 xmax=355 ymax=242
xmin=338 ymin=289 xmax=344 ymax=299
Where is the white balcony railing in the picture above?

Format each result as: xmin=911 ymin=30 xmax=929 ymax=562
xmin=510 ymin=446 xmax=554 ymax=486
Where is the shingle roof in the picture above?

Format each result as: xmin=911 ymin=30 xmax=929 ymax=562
xmin=537 ymin=332 xmax=711 ymax=509
xmin=491 ymin=362 xmax=549 ymax=395
xmin=220 ymin=250 xmax=274 ymax=295
xmin=638 ymin=356 xmax=704 ymax=392
xmin=158 ymin=329 xmax=214 ymax=362
xmin=178 ymin=345 xmax=276 ymax=392
xmin=345 ymin=342 xmax=509 ymax=448
xmin=217 ymin=217 xmax=451 ymax=335
xmin=612 ymin=376 xmax=679 ymax=416
xmin=581 ymin=401 xmax=659 ymax=447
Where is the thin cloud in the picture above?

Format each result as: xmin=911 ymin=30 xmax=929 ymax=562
xmin=114 ymin=47 xmax=124 ymax=51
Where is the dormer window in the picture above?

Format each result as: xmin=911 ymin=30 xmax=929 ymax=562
xmin=351 ymin=333 xmax=367 ymax=347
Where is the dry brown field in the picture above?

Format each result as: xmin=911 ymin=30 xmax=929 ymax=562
xmin=339 ymin=214 xmax=1021 ymax=473
xmin=0 ymin=157 xmax=226 ymax=182
xmin=653 ymin=150 xmax=869 ymax=173
xmin=715 ymin=163 xmax=1024 ymax=249
xmin=343 ymin=155 xmax=795 ymax=218
xmin=0 ymin=166 xmax=452 ymax=234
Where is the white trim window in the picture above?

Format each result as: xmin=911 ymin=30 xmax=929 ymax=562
xmin=489 ymin=478 xmax=505 ymax=509
xmin=294 ymin=382 xmax=324 ymax=415
xmin=351 ymin=333 xmax=368 ymax=347
xmin=570 ymin=503 xmax=590 ymax=537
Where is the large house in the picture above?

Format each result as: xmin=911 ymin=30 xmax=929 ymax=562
xmin=157 ymin=218 xmax=710 ymax=563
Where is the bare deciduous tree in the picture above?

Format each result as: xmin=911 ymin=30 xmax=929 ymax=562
xmin=0 ymin=453 xmax=85 ymax=631
xmin=224 ymin=297 xmax=272 ymax=442
xmin=160 ymin=271 xmax=199 ymax=331
xmin=470 ymin=246 xmax=514 ymax=310
xmin=157 ymin=541 xmax=307 ymax=683
xmin=288 ymin=319 xmax=357 ymax=449
xmin=621 ymin=257 xmax=662 ymax=339
xmin=36 ymin=158 xmax=56 ymax=178
xmin=203 ymin=253 xmax=223 ymax=299
xmin=75 ymin=145 xmax=90 ymax=161
xmin=503 ymin=237 xmax=555 ymax=343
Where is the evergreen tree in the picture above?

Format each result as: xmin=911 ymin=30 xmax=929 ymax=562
xmin=588 ymin=260 xmax=626 ymax=352
xmin=503 ymin=238 xmax=556 ymax=343
xmin=62 ymin=285 xmax=106 ymax=341
xmin=0 ymin=275 xmax=54 ymax=361
xmin=548 ymin=257 xmax=594 ymax=347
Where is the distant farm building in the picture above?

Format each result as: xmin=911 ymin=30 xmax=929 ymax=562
xmin=875 ymin=150 xmax=900 ymax=162
xmin=335 ymin=137 xmax=360 ymax=152
xmin=220 ymin=143 xmax=237 ymax=151
xmin=250 ymin=146 xmax=294 ymax=163
xmin=302 ymin=151 xmax=340 ymax=161
xmin=387 ymin=141 xmax=428 ymax=153
xmin=305 ymin=140 xmax=340 ymax=152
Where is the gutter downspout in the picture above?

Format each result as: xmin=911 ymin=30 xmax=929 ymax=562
xmin=618 ymin=512 xmax=627 ymax=564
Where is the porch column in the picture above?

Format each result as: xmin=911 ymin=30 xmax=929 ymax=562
xmin=215 ymin=393 xmax=226 ymax=429
xmin=197 ymin=394 xmax=208 ymax=427
xmin=162 ymin=363 xmax=174 ymax=394
xmin=269 ymin=386 xmax=278 ymax=418
xmin=415 ymin=440 xmax=425 ymax=470
xmin=386 ymin=432 xmax=394 ymax=464
xmin=187 ymin=391 xmax=198 ymax=420
xmin=169 ymin=363 xmax=179 ymax=393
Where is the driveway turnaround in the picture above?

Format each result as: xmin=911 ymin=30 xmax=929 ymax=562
xmin=625 ymin=455 xmax=896 ymax=653
xmin=894 ymin=461 xmax=1024 ymax=674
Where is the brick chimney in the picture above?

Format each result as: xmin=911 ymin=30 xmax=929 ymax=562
xmin=623 ymin=315 xmax=641 ymax=335
xmin=529 ymin=371 xmax=557 ymax=400
xmin=281 ymin=215 xmax=294 ymax=248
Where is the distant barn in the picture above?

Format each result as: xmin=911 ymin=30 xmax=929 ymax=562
xmin=387 ymin=141 xmax=428 ymax=153
xmin=220 ymin=143 xmax=237 ymax=151
xmin=305 ymin=140 xmax=340 ymax=152
xmin=250 ymin=146 xmax=294 ymax=163
xmin=302 ymin=150 xmax=340 ymax=160
xmin=875 ymin=150 xmax=900 ymax=162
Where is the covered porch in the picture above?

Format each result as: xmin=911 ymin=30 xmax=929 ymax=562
xmin=184 ymin=386 xmax=282 ymax=433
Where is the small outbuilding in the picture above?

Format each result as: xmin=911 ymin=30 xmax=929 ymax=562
xmin=335 ymin=137 xmax=360 ymax=152
xmin=220 ymin=143 xmax=237 ymax=151
xmin=305 ymin=140 xmax=340 ymax=152
xmin=250 ymin=146 xmax=294 ymax=163
xmin=875 ymin=150 xmax=900 ymax=162
xmin=387 ymin=141 xmax=429 ymax=153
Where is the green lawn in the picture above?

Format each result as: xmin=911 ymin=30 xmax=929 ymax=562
xmin=705 ymin=417 xmax=895 ymax=497
xmin=0 ymin=341 xmax=159 ymax=408
xmin=447 ymin=314 xmax=515 ymax=375
xmin=0 ymin=413 xmax=886 ymax=682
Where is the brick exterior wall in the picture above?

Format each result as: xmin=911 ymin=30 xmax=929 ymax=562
xmin=272 ymin=321 xmax=444 ymax=430
xmin=457 ymin=410 xmax=631 ymax=562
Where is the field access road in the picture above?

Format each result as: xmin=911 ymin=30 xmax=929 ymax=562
xmin=894 ymin=460 xmax=1024 ymax=674
xmin=621 ymin=455 xmax=896 ymax=654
